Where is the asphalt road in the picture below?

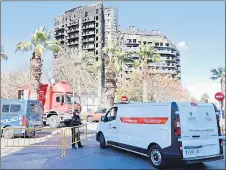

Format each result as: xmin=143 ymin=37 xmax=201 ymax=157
xmin=1 ymin=123 xmax=225 ymax=169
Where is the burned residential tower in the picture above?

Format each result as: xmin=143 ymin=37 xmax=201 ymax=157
xmin=54 ymin=2 xmax=181 ymax=89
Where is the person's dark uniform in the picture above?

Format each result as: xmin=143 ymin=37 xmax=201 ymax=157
xmin=70 ymin=111 xmax=84 ymax=149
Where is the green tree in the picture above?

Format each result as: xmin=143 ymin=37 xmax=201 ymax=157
xmin=15 ymin=27 xmax=63 ymax=97
xmin=210 ymin=67 xmax=225 ymax=93
xmin=200 ymin=93 xmax=209 ymax=103
xmin=130 ymin=45 xmax=161 ymax=102
xmin=1 ymin=46 xmax=8 ymax=60
xmin=103 ymin=42 xmax=133 ymax=107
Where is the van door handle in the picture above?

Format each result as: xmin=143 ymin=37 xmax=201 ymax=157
xmin=112 ymin=127 xmax=116 ymax=129
xmin=192 ymin=135 xmax=200 ymax=138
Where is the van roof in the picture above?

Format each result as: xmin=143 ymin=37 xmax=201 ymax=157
xmin=1 ymin=99 xmax=40 ymax=105
xmin=114 ymin=102 xmax=215 ymax=108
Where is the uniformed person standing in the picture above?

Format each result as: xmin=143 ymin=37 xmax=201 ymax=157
xmin=71 ymin=111 xmax=84 ymax=149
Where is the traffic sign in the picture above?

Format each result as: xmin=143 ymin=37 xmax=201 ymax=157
xmin=121 ymin=96 xmax=128 ymax=102
xmin=215 ymin=92 xmax=225 ymax=102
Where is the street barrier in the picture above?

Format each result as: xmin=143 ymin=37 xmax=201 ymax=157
xmin=62 ymin=124 xmax=88 ymax=156
xmin=1 ymin=124 xmax=88 ymax=157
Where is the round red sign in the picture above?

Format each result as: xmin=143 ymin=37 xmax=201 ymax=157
xmin=215 ymin=92 xmax=225 ymax=101
xmin=121 ymin=96 xmax=128 ymax=102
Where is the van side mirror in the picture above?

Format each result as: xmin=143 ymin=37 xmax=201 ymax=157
xmin=101 ymin=116 xmax=106 ymax=122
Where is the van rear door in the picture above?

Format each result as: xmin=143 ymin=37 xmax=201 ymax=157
xmin=27 ymin=101 xmax=43 ymax=127
xmin=177 ymin=103 xmax=220 ymax=159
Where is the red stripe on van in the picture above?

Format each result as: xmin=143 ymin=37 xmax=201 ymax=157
xmin=120 ymin=117 xmax=168 ymax=124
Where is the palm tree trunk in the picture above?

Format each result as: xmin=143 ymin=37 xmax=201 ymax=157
xmin=29 ymin=50 xmax=43 ymax=99
xmin=105 ymin=62 xmax=116 ymax=108
xmin=142 ymin=62 xmax=149 ymax=102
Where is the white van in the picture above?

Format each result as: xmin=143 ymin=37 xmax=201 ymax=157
xmin=96 ymin=102 xmax=224 ymax=169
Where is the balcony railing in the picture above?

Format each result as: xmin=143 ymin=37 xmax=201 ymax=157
xmin=69 ymin=21 xmax=79 ymax=26
xmin=148 ymin=63 xmax=166 ymax=67
xmin=68 ymin=41 xmax=79 ymax=45
xmin=156 ymin=49 xmax=177 ymax=55
xmin=82 ymin=38 xmax=95 ymax=42
xmin=83 ymin=45 xmax=95 ymax=50
xmin=67 ymin=34 xmax=79 ymax=39
xmin=82 ymin=18 xmax=95 ymax=23
xmin=151 ymin=69 xmax=177 ymax=74
xmin=82 ymin=31 xmax=95 ymax=36
xmin=125 ymin=42 xmax=140 ymax=47
xmin=68 ymin=28 xmax=79 ymax=33
xmin=82 ymin=24 xmax=95 ymax=29
xmin=55 ymin=32 xmax=64 ymax=36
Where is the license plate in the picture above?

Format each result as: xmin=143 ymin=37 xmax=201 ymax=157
xmin=185 ymin=149 xmax=200 ymax=155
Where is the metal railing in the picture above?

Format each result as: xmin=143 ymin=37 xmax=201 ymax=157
xmin=1 ymin=124 xmax=88 ymax=157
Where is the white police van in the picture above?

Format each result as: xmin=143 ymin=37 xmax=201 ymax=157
xmin=96 ymin=101 xmax=224 ymax=169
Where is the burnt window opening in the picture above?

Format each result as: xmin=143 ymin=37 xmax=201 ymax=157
xmin=96 ymin=16 xmax=99 ymax=20
xmin=85 ymin=12 xmax=88 ymax=17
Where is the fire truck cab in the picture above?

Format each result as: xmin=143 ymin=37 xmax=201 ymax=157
xmin=17 ymin=81 xmax=81 ymax=128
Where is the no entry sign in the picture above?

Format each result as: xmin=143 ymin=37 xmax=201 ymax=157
xmin=215 ymin=92 xmax=225 ymax=102
xmin=121 ymin=96 xmax=128 ymax=102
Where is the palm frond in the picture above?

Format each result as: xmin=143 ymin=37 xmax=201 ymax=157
xmin=32 ymin=27 xmax=51 ymax=45
xmin=15 ymin=41 xmax=32 ymax=53
xmin=35 ymin=44 xmax=46 ymax=56
xmin=210 ymin=67 xmax=225 ymax=81
xmin=45 ymin=40 xmax=63 ymax=53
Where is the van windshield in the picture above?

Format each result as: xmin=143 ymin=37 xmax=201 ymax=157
xmin=30 ymin=104 xmax=43 ymax=114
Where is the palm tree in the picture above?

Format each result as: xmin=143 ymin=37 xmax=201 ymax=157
xmin=103 ymin=42 xmax=132 ymax=107
xmin=15 ymin=27 xmax=63 ymax=98
xmin=1 ymin=46 xmax=8 ymax=60
xmin=130 ymin=45 xmax=161 ymax=102
xmin=210 ymin=67 xmax=225 ymax=94
xmin=200 ymin=93 xmax=209 ymax=103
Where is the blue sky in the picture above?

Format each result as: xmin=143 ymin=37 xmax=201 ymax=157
xmin=1 ymin=1 xmax=225 ymax=102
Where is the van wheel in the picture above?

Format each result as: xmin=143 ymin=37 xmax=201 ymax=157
xmin=25 ymin=130 xmax=35 ymax=138
xmin=3 ymin=127 xmax=14 ymax=139
xmin=48 ymin=115 xmax=60 ymax=128
xmin=87 ymin=116 xmax=93 ymax=123
xmin=148 ymin=145 xmax=166 ymax=169
xmin=99 ymin=133 xmax=107 ymax=149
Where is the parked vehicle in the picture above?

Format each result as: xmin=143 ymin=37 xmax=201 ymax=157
xmin=1 ymin=99 xmax=43 ymax=139
xmin=86 ymin=108 xmax=107 ymax=122
xmin=96 ymin=101 xmax=224 ymax=169
xmin=17 ymin=81 xmax=81 ymax=128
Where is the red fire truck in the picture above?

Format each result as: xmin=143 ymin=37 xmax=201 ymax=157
xmin=17 ymin=81 xmax=81 ymax=128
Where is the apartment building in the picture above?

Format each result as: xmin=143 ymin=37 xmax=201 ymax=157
xmin=54 ymin=2 xmax=105 ymax=59
xmin=117 ymin=26 xmax=181 ymax=85
xmin=54 ymin=3 xmax=181 ymax=89
xmin=104 ymin=7 xmax=118 ymax=45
